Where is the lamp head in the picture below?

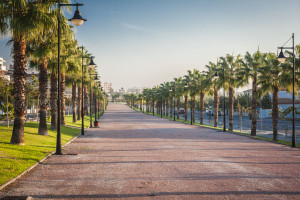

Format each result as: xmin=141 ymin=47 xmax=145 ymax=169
xmin=213 ymin=72 xmax=219 ymax=80
xmin=169 ymin=87 xmax=172 ymax=92
xmin=184 ymin=82 xmax=188 ymax=88
xmin=69 ymin=5 xmax=87 ymax=26
xmin=277 ymin=48 xmax=286 ymax=63
xmin=88 ymin=57 xmax=96 ymax=68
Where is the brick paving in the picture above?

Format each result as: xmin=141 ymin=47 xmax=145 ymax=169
xmin=1 ymin=103 xmax=300 ymax=200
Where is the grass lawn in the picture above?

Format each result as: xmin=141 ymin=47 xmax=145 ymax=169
xmin=64 ymin=115 xmax=94 ymax=128
xmin=0 ymin=122 xmax=80 ymax=186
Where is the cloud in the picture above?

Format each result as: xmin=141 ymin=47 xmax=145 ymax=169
xmin=120 ymin=22 xmax=162 ymax=35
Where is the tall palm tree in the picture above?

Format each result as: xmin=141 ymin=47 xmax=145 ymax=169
xmin=0 ymin=1 xmax=59 ymax=144
xmin=174 ymin=77 xmax=183 ymax=119
xmin=258 ymin=53 xmax=284 ymax=141
xmin=206 ymin=61 xmax=221 ymax=127
xmin=238 ymin=51 xmax=265 ymax=136
xmin=196 ymin=71 xmax=212 ymax=125
xmin=186 ymin=69 xmax=200 ymax=124
xmin=220 ymin=54 xmax=242 ymax=131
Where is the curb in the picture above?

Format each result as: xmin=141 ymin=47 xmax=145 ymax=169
xmin=0 ymin=133 xmax=81 ymax=192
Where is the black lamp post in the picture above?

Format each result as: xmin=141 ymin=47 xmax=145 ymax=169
xmin=213 ymin=63 xmax=226 ymax=132
xmin=156 ymin=90 xmax=163 ymax=118
xmin=56 ymin=1 xmax=86 ymax=155
xmin=183 ymin=81 xmax=191 ymax=124
xmin=170 ymin=84 xmax=176 ymax=121
xmin=277 ymin=33 xmax=296 ymax=147
xmin=89 ymin=67 xmax=98 ymax=128
xmin=80 ymin=46 xmax=94 ymax=136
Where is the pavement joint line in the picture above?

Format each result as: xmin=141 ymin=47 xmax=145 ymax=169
xmin=0 ymin=132 xmax=82 ymax=192
xmin=130 ymin=106 xmax=299 ymax=149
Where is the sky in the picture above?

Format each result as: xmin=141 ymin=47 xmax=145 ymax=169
xmin=1 ymin=0 xmax=300 ymax=91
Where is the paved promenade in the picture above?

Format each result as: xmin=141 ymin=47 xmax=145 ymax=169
xmin=1 ymin=103 xmax=300 ymax=199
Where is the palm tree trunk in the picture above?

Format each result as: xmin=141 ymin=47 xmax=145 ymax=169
xmin=77 ymin=85 xmax=82 ymax=120
xmin=272 ymin=85 xmax=279 ymax=141
xmin=72 ymin=82 xmax=77 ymax=123
xmin=163 ymin=100 xmax=166 ymax=116
xmin=177 ymin=98 xmax=180 ymax=119
xmin=170 ymin=97 xmax=173 ymax=117
xmin=50 ymin=69 xmax=57 ymax=130
xmin=38 ymin=58 xmax=48 ymax=135
xmin=11 ymin=36 xmax=26 ymax=145
xmin=251 ymin=75 xmax=257 ymax=136
xmin=228 ymin=86 xmax=234 ymax=131
xmin=60 ymin=72 xmax=66 ymax=126
xmin=166 ymin=99 xmax=169 ymax=117
xmin=84 ymin=86 xmax=88 ymax=116
xmin=200 ymin=92 xmax=204 ymax=125
xmin=214 ymin=86 xmax=219 ymax=127
xmin=192 ymin=96 xmax=195 ymax=123
xmin=184 ymin=95 xmax=188 ymax=121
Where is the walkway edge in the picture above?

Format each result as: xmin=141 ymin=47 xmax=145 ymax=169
xmin=0 ymin=133 xmax=81 ymax=192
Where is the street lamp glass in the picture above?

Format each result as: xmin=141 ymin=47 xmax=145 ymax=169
xmin=184 ymin=82 xmax=188 ymax=88
xmin=69 ymin=6 xmax=87 ymax=26
xmin=277 ymin=49 xmax=286 ymax=63
xmin=89 ymin=58 xmax=96 ymax=68
xmin=213 ymin=72 xmax=219 ymax=80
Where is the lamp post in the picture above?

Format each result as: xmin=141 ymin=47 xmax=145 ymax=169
xmin=89 ymin=67 xmax=98 ymax=128
xmin=277 ymin=33 xmax=296 ymax=147
xmin=56 ymin=1 xmax=86 ymax=155
xmin=156 ymin=90 xmax=163 ymax=118
xmin=170 ymin=84 xmax=176 ymax=121
xmin=80 ymin=46 xmax=95 ymax=135
xmin=213 ymin=63 xmax=226 ymax=132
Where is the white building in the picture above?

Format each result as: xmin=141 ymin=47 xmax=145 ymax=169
xmin=6 ymin=64 xmax=39 ymax=84
xmin=0 ymin=57 xmax=10 ymax=81
xmin=127 ymin=87 xmax=145 ymax=95
xmin=103 ymin=82 xmax=112 ymax=94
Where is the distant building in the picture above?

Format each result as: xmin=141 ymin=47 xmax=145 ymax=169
xmin=127 ymin=87 xmax=145 ymax=95
xmin=103 ymin=82 xmax=112 ymax=94
xmin=0 ymin=57 xmax=10 ymax=81
xmin=5 ymin=64 xmax=39 ymax=84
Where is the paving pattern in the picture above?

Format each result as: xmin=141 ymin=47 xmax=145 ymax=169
xmin=1 ymin=103 xmax=300 ymax=200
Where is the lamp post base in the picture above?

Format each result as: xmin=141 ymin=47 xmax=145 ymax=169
xmin=94 ymin=120 xmax=99 ymax=127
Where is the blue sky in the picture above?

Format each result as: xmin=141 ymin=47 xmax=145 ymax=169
xmin=1 ymin=0 xmax=300 ymax=90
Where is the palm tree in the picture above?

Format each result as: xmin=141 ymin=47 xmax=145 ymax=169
xmin=196 ymin=71 xmax=212 ymax=125
xmin=238 ymin=51 xmax=264 ymax=136
xmin=174 ymin=77 xmax=183 ymax=120
xmin=220 ymin=54 xmax=242 ymax=131
xmin=206 ymin=62 xmax=221 ymax=127
xmin=0 ymin=1 xmax=52 ymax=144
xmin=185 ymin=69 xmax=200 ymax=124
xmin=258 ymin=53 xmax=284 ymax=141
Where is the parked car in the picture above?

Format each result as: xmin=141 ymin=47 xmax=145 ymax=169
xmin=206 ymin=110 xmax=222 ymax=116
xmin=178 ymin=108 xmax=185 ymax=114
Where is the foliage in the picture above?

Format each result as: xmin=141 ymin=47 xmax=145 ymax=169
xmin=0 ymin=77 xmax=14 ymax=120
xmin=261 ymin=93 xmax=272 ymax=109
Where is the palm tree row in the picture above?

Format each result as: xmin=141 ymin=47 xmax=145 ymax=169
xmin=0 ymin=0 xmax=106 ymax=145
xmin=129 ymin=49 xmax=299 ymax=142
